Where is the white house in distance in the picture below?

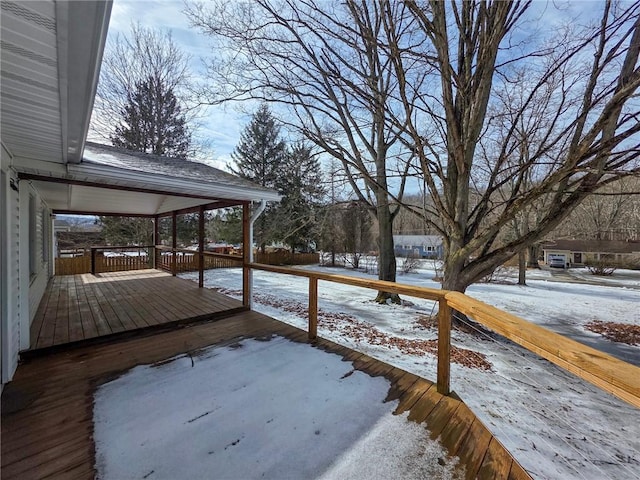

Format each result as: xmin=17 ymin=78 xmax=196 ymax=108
xmin=541 ymin=239 xmax=640 ymax=268
xmin=0 ymin=1 xmax=279 ymax=388
xmin=393 ymin=235 xmax=444 ymax=259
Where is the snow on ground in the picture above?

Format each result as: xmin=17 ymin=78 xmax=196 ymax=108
xmin=180 ymin=265 xmax=640 ymax=480
xmin=567 ymin=267 xmax=640 ymax=288
xmin=93 ymin=336 xmax=460 ymax=480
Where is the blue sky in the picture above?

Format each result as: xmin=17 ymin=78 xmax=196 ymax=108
xmin=104 ymin=0 xmax=250 ymax=170
xmin=101 ymin=0 xmax=609 ymax=176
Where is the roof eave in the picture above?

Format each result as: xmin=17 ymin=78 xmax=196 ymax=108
xmin=65 ymin=162 xmax=282 ymax=203
xmin=60 ymin=0 xmax=112 ymax=165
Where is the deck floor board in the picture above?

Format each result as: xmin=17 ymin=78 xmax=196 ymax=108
xmin=7 ymin=274 xmax=530 ymax=480
xmin=28 ymin=270 xmax=244 ymax=352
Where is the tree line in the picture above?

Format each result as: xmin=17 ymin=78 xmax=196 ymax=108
xmin=91 ymin=1 xmax=640 ymax=296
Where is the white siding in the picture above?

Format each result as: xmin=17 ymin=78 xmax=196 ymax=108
xmin=9 ymin=174 xmax=21 ymax=365
xmin=21 ymin=185 xmax=51 ymax=351
xmin=28 ymin=197 xmax=49 ymax=321
xmin=1 ymin=147 xmax=21 ymax=383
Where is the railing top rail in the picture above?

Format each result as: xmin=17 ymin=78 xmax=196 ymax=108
xmin=201 ymin=251 xmax=243 ymax=260
xmin=155 ymin=246 xmax=196 ymax=254
xmin=155 ymin=246 xmax=241 ymax=260
xmin=445 ymin=291 xmax=640 ymax=408
xmin=247 ymin=262 xmax=640 ymax=409
xmin=248 ymin=262 xmax=446 ymax=301
xmin=91 ymin=245 xmax=155 ymax=250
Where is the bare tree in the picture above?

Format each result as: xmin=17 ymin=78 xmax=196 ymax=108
xmin=185 ymin=0 xmax=418 ymax=302
xmin=90 ymin=23 xmax=202 ymax=153
xmin=554 ymin=177 xmax=640 ymax=240
xmin=385 ymin=0 xmax=640 ymax=292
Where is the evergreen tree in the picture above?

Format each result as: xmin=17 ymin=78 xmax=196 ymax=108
xmin=104 ymin=76 xmax=193 ymax=246
xmin=111 ymin=76 xmax=190 ymax=158
xmin=231 ymin=105 xmax=286 ymax=251
xmin=208 ymin=208 xmax=243 ymax=245
xmin=273 ymin=144 xmax=325 ymax=251
xmin=98 ymin=216 xmax=153 ymax=246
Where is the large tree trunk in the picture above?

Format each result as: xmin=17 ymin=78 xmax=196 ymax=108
xmin=527 ymin=245 xmax=540 ymax=268
xmin=518 ymin=251 xmax=526 ymax=285
xmin=441 ymin=252 xmax=471 ymax=293
xmin=375 ymin=201 xmax=400 ymax=304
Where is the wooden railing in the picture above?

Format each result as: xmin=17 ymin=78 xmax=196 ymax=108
xmin=156 ymin=247 xmax=243 ymax=273
xmin=247 ymin=262 xmax=640 ymax=409
xmin=55 ymin=256 xmax=91 ymax=276
xmin=90 ymin=246 xmax=154 ymax=274
xmin=254 ymin=251 xmax=319 ymax=265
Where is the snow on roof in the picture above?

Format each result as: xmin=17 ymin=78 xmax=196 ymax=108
xmin=393 ymin=235 xmax=443 ymax=246
xmin=82 ymin=142 xmax=280 ymax=201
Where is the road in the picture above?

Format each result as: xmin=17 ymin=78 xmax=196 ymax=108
xmin=540 ymin=266 xmax=640 ymax=366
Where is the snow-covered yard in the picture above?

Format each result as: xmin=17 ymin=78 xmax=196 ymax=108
xmin=94 ymin=336 xmax=460 ymax=480
xmin=179 ymin=264 xmax=640 ymax=480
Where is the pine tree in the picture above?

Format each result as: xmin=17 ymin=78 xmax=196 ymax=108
xmin=103 ymin=77 xmax=193 ymax=246
xmin=231 ymin=105 xmax=286 ymax=251
xmin=273 ymin=143 xmax=325 ymax=251
xmin=111 ymin=76 xmax=190 ymax=158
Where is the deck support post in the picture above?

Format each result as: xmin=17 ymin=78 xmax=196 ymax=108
xmin=437 ymin=298 xmax=452 ymax=395
xmin=308 ymin=277 xmax=318 ymax=340
xmin=90 ymin=247 xmax=96 ymax=275
xmin=171 ymin=211 xmax=177 ymax=276
xmin=198 ymin=206 xmax=205 ymax=288
xmin=242 ymin=203 xmax=251 ymax=307
xmin=153 ymin=215 xmax=159 ymax=269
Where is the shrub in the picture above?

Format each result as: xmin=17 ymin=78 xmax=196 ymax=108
xmin=479 ymin=265 xmax=510 ymax=284
xmin=400 ymin=254 xmax=423 ymax=274
xmin=584 ymin=259 xmax=619 ymax=276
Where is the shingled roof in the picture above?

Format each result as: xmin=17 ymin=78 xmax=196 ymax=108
xmin=83 ymin=143 xmax=279 ymax=200
xmin=542 ymin=239 xmax=640 ymax=254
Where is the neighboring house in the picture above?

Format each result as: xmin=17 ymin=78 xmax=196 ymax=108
xmin=0 ymin=1 xmax=280 ymax=388
xmin=541 ymin=239 xmax=640 ymax=267
xmin=393 ymin=235 xmax=444 ymax=259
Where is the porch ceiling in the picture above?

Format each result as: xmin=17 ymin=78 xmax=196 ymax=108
xmin=0 ymin=1 xmax=111 ymax=164
xmin=28 ymin=181 xmax=222 ymax=216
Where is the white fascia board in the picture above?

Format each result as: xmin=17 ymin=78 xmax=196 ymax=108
xmin=11 ymin=157 xmax=67 ymax=176
xmin=67 ymin=163 xmax=282 ymax=202
xmin=64 ymin=1 xmax=113 ymax=164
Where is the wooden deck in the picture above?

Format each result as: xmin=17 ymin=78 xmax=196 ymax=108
xmin=28 ymin=269 xmax=244 ymax=352
xmin=3 ymin=310 xmax=531 ymax=480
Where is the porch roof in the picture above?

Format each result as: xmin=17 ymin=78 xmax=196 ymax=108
xmin=16 ymin=142 xmax=282 ymax=216
xmin=3 ymin=1 xmax=279 ymax=217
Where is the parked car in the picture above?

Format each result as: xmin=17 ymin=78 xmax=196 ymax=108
xmin=548 ymin=257 xmax=566 ymax=268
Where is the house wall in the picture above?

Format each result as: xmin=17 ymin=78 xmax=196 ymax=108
xmin=20 ymin=181 xmax=51 ymax=351
xmin=1 ymin=144 xmax=21 ymax=384
xmin=394 ymin=245 xmax=443 ymax=259
xmin=544 ymin=249 xmax=639 ymax=266
xmin=0 ymin=146 xmax=53 ymax=386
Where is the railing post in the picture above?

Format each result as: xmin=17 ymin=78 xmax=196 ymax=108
xmin=198 ymin=205 xmax=205 ymax=288
xmin=90 ymin=247 xmax=96 ymax=275
xmin=242 ymin=203 xmax=251 ymax=308
xmin=308 ymin=277 xmax=318 ymax=340
xmin=172 ymin=211 xmax=177 ymax=276
xmin=153 ymin=216 xmax=159 ymax=269
xmin=437 ymin=298 xmax=452 ymax=395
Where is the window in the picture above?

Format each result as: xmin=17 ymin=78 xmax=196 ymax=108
xmin=41 ymin=208 xmax=48 ymax=265
xmin=29 ymin=195 xmax=37 ymax=276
